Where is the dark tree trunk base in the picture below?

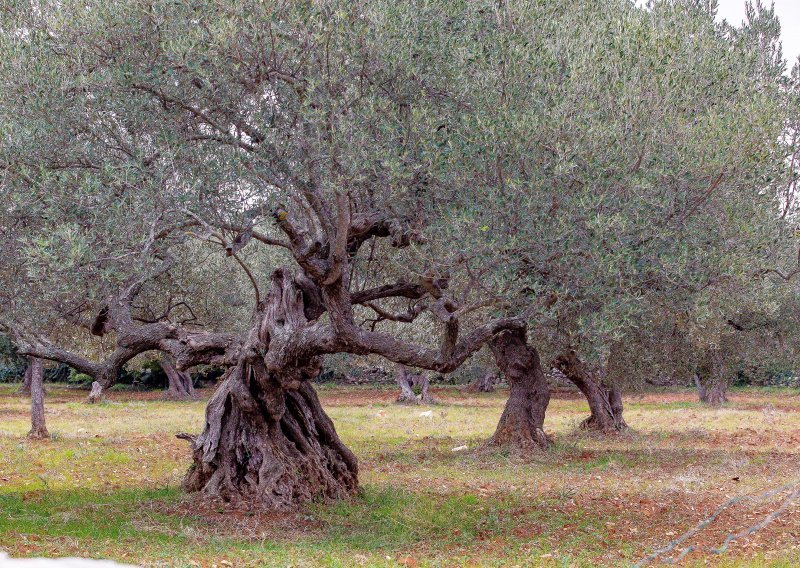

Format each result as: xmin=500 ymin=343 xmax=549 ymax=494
xmin=694 ymin=349 xmax=729 ymax=407
xmin=695 ymin=375 xmax=728 ymax=406
xmin=486 ymin=398 xmax=551 ymax=450
xmin=183 ymin=364 xmax=358 ymax=510
xmin=487 ymin=329 xmax=551 ymax=451
xmin=577 ymin=385 xmax=627 ymax=433
xmin=579 ymin=412 xmax=627 ymax=433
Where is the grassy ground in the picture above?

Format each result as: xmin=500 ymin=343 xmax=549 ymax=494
xmin=2 ymin=384 xmax=800 ymax=567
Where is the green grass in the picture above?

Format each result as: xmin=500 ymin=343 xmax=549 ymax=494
xmin=1 ymin=385 xmax=800 ymax=566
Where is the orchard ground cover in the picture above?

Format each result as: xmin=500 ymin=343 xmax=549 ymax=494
xmin=1 ymin=384 xmax=799 ymax=567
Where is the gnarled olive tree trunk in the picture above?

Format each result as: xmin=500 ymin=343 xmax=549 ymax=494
xmin=395 ymin=363 xmax=435 ymax=404
xmin=694 ymin=348 xmax=728 ymax=406
xmin=694 ymin=375 xmax=728 ymax=406
xmin=555 ymin=350 xmax=627 ymax=432
xmin=181 ymin=270 xmax=357 ymax=509
xmin=465 ymin=371 xmax=498 ymax=393
xmin=162 ymin=358 xmax=196 ymax=400
xmin=27 ymin=357 xmax=48 ymax=439
xmin=487 ymin=329 xmax=550 ymax=449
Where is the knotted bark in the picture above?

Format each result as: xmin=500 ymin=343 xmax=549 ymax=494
xmin=27 ymin=358 xmax=48 ymax=439
xmin=162 ymin=358 xmax=196 ymax=400
xmin=555 ymin=350 xmax=627 ymax=433
xmin=487 ymin=329 xmax=550 ymax=450
xmin=181 ymin=269 xmax=358 ymax=509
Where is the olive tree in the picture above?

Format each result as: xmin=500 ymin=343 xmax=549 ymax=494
xmin=0 ymin=0 xmax=791 ymax=508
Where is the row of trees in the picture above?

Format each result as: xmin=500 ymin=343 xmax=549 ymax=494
xmin=1 ymin=0 xmax=799 ymax=509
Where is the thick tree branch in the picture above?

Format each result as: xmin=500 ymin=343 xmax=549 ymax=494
xmin=323 ymin=192 xmax=351 ymax=286
xmin=351 ymin=281 xmax=429 ymax=304
xmin=344 ymin=316 xmax=526 ymax=373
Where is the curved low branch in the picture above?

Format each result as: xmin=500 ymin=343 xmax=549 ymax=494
xmin=8 ymin=319 xmax=181 ymax=387
xmin=364 ymin=302 xmax=426 ymax=324
xmin=160 ymin=332 xmax=243 ymax=370
xmin=14 ymin=338 xmax=103 ymax=378
xmin=351 ymin=281 xmax=429 ymax=304
xmin=344 ymin=316 xmax=526 ymax=373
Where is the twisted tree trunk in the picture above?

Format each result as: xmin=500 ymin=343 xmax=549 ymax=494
xmin=555 ymin=350 xmax=627 ymax=432
xmin=27 ymin=358 xmax=48 ymax=439
xmin=695 ymin=348 xmax=728 ymax=406
xmin=162 ymin=358 xmax=196 ymax=400
xmin=183 ymin=362 xmax=357 ymax=509
xmin=465 ymin=371 xmax=498 ymax=393
xmin=694 ymin=374 xmax=728 ymax=406
xmin=181 ymin=269 xmax=357 ymax=509
xmin=487 ymin=329 xmax=550 ymax=450
xmin=395 ymin=364 xmax=435 ymax=404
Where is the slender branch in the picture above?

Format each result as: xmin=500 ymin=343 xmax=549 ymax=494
xmin=364 ymin=301 xmax=426 ymax=323
xmin=634 ymin=479 xmax=800 ymax=566
xmin=230 ymin=252 xmax=261 ymax=307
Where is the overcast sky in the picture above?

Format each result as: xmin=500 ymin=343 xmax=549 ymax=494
xmin=716 ymin=0 xmax=800 ymax=65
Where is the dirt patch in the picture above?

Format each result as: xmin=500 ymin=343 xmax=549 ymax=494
xmin=154 ymin=496 xmax=326 ymax=542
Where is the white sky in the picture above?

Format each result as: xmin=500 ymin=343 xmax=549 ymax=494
xmin=716 ymin=0 xmax=800 ymax=65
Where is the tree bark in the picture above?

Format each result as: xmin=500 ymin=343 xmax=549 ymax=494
xmin=87 ymin=381 xmax=103 ymax=404
xmin=555 ymin=350 xmax=627 ymax=432
xmin=162 ymin=357 xmax=196 ymax=400
xmin=487 ymin=329 xmax=550 ymax=450
xmin=694 ymin=374 xmax=728 ymax=406
xmin=17 ymin=362 xmax=32 ymax=395
xmin=395 ymin=364 xmax=435 ymax=404
xmin=183 ymin=364 xmax=357 ymax=509
xmin=181 ymin=269 xmax=358 ymax=509
xmin=694 ymin=348 xmax=728 ymax=406
xmin=465 ymin=371 xmax=498 ymax=393
xmin=27 ymin=358 xmax=48 ymax=439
